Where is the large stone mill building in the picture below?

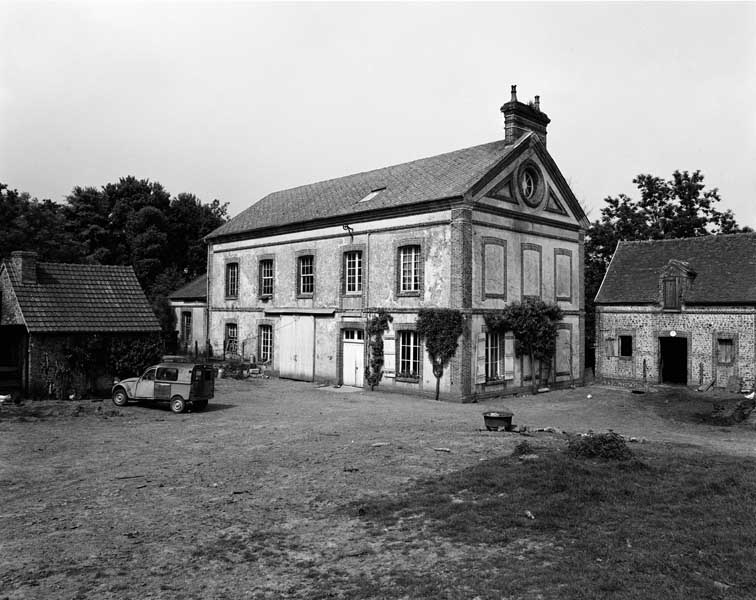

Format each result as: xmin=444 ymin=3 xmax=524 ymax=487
xmin=204 ymin=86 xmax=589 ymax=401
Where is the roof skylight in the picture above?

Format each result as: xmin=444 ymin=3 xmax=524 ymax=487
xmin=358 ymin=187 xmax=386 ymax=203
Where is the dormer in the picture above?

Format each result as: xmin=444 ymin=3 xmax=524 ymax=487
xmin=659 ymin=259 xmax=697 ymax=310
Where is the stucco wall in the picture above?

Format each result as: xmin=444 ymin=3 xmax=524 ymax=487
xmin=596 ymin=306 xmax=756 ymax=388
xmin=207 ymin=212 xmax=455 ymax=394
xmin=171 ymin=302 xmax=208 ymax=352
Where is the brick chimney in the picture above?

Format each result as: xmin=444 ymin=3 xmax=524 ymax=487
xmin=11 ymin=251 xmax=38 ymax=284
xmin=501 ymin=84 xmax=551 ymax=147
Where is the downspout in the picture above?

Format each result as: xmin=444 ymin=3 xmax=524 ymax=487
xmin=365 ymin=231 xmax=371 ymax=312
xmin=206 ymin=242 xmax=212 ymax=356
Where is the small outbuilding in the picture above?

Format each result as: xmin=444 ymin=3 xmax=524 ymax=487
xmin=0 ymin=251 xmax=161 ymax=397
xmin=168 ymin=274 xmax=208 ymax=356
xmin=594 ymin=233 xmax=756 ymax=390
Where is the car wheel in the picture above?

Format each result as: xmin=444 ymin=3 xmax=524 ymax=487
xmin=170 ymin=395 xmax=186 ymax=414
xmin=112 ymin=389 xmax=128 ymax=407
xmin=193 ymin=399 xmax=208 ymax=411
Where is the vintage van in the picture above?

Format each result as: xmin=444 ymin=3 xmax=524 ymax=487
xmin=112 ymin=361 xmax=215 ymax=413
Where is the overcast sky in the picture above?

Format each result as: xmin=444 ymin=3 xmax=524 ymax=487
xmin=2 ymin=1 xmax=755 ymax=228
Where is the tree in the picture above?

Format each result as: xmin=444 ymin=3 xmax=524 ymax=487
xmin=0 ymin=183 xmax=79 ymax=263
xmin=415 ymin=308 xmax=464 ymax=401
xmin=584 ymin=170 xmax=751 ymax=366
xmin=485 ymin=299 xmax=563 ymax=394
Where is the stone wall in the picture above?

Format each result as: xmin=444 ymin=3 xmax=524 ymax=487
xmin=596 ymin=305 xmax=756 ymax=388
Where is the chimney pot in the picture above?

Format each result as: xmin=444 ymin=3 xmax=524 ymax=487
xmin=11 ymin=251 xmax=38 ymax=285
xmin=500 ymin=86 xmax=551 ymax=147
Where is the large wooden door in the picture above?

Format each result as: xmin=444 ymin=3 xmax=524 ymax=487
xmin=278 ymin=315 xmax=315 ymax=381
xmin=342 ymin=329 xmax=365 ymax=387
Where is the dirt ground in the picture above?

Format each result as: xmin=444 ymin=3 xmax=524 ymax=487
xmin=1 ymin=378 xmax=754 ymax=599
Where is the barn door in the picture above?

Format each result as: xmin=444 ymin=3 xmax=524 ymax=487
xmin=277 ymin=315 xmax=315 ymax=381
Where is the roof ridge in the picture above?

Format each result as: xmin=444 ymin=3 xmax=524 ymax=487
xmin=256 ymin=138 xmax=510 ymax=200
xmin=619 ymin=232 xmax=756 ymax=246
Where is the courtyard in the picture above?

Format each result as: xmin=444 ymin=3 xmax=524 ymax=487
xmin=1 ymin=378 xmax=755 ymax=599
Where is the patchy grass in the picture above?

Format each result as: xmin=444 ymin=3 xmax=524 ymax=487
xmin=643 ymin=388 xmax=745 ymax=425
xmin=353 ymin=443 xmax=756 ymax=599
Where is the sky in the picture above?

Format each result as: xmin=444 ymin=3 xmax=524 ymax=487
xmin=1 ymin=1 xmax=755 ymax=228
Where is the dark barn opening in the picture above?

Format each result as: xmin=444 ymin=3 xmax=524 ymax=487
xmin=659 ymin=336 xmax=688 ymax=384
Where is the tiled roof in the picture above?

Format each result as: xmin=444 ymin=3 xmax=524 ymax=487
xmin=169 ymin=274 xmax=207 ymax=301
xmin=3 ymin=260 xmax=161 ymax=333
xmin=207 ymin=138 xmax=516 ymax=240
xmin=595 ymin=233 xmax=756 ymax=305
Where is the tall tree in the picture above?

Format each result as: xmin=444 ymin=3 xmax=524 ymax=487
xmin=584 ymin=170 xmax=751 ymax=365
xmin=0 ymin=183 xmax=79 ymax=262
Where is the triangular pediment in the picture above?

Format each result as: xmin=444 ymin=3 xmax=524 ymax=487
xmin=485 ymin=174 xmax=518 ymax=204
xmin=468 ymin=134 xmax=590 ymax=229
xmin=544 ymin=189 xmax=568 ymax=215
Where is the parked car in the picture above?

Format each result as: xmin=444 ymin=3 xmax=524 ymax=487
xmin=112 ymin=361 xmax=215 ymax=413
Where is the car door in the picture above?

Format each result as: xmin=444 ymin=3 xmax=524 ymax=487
xmin=134 ymin=367 xmax=157 ymax=399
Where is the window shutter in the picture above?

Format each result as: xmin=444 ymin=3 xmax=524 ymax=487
xmin=504 ymin=335 xmax=515 ymax=380
xmin=383 ymin=333 xmax=396 ymax=378
xmin=475 ymin=332 xmax=487 ymax=384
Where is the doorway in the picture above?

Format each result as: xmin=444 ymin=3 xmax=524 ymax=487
xmin=277 ymin=315 xmax=315 ymax=381
xmin=341 ymin=329 xmax=365 ymax=387
xmin=659 ymin=337 xmax=687 ymax=384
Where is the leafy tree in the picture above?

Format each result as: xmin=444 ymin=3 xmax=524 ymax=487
xmin=415 ymin=308 xmax=465 ymax=401
xmin=485 ymin=298 xmax=563 ymax=394
xmin=0 ymin=183 xmax=79 ymax=262
xmin=166 ymin=193 xmax=229 ymax=280
xmin=584 ymin=170 xmax=751 ymax=365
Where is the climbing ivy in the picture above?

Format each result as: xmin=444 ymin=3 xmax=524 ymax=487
xmin=364 ymin=310 xmax=393 ymax=390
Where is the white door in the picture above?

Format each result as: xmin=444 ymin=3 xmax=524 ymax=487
xmin=342 ymin=329 xmax=365 ymax=387
xmin=278 ymin=315 xmax=315 ymax=381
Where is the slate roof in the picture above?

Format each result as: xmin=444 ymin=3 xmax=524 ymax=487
xmin=169 ymin=274 xmax=207 ymax=301
xmin=2 ymin=260 xmax=161 ymax=333
xmin=206 ymin=138 xmax=518 ymax=240
xmin=595 ymin=233 xmax=756 ymax=305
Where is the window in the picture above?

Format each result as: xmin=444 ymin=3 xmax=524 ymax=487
xmin=555 ymin=249 xmax=572 ymax=301
xmin=717 ymin=338 xmax=734 ymax=365
xmin=259 ymin=259 xmax=274 ymax=297
xmin=485 ymin=333 xmax=502 ymax=381
xmin=663 ymin=278 xmax=679 ymax=309
xmin=397 ymin=330 xmax=420 ymax=380
xmin=619 ymin=335 xmax=633 ymax=358
xmin=298 ymin=255 xmax=314 ymax=296
xmin=521 ymin=169 xmax=536 ymax=200
xmin=482 ymin=239 xmax=506 ymax=299
xmin=142 ymin=368 xmax=156 ymax=381
xmin=522 ymin=244 xmax=542 ymax=299
xmin=225 ymin=323 xmax=238 ymax=354
xmin=399 ymin=245 xmax=422 ymax=294
xmin=343 ymin=251 xmax=363 ymax=294
xmin=156 ymin=367 xmax=179 ymax=381
xmin=225 ymin=262 xmax=239 ymax=298
xmin=180 ymin=311 xmax=192 ymax=341
xmin=259 ymin=324 xmax=272 ymax=363
xmin=343 ymin=329 xmax=365 ymax=341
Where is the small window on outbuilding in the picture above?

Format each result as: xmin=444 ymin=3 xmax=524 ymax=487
xmin=717 ymin=338 xmax=734 ymax=365
xmin=663 ymin=278 xmax=679 ymax=309
xmin=619 ymin=335 xmax=633 ymax=358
